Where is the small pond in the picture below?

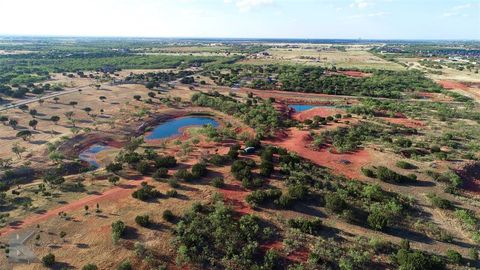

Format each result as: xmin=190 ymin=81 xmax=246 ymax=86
xmin=146 ymin=116 xmax=219 ymax=140
xmin=79 ymin=144 xmax=115 ymax=168
xmin=288 ymin=104 xmax=351 ymax=112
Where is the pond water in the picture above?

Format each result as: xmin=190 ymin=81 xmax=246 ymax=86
xmin=288 ymin=104 xmax=351 ymax=112
xmin=146 ymin=116 xmax=219 ymax=140
xmin=79 ymin=144 xmax=114 ymax=168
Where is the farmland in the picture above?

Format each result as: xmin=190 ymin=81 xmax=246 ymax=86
xmin=0 ymin=38 xmax=479 ymax=270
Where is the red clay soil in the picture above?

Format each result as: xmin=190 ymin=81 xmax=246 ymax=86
xmin=219 ymin=183 xmax=253 ymax=215
xmin=0 ymin=179 xmax=145 ymax=238
xmin=455 ymin=162 xmax=480 ymax=195
xmin=293 ymin=107 xmax=346 ymax=122
xmin=267 ymin=128 xmax=370 ymax=179
xmin=262 ymin=241 xmax=309 ymax=263
xmin=438 ymin=80 xmax=469 ymax=90
xmin=381 ymin=117 xmax=425 ymax=129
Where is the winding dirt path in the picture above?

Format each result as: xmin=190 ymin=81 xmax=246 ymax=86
xmin=0 ymin=179 xmax=143 ymax=238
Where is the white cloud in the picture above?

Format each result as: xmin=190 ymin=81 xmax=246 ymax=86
xmin=452 ymin=3 xmax=471 ymax=10
xmin=443 ymin=3 xmax=473 ymax=17
xmin=350 ymin=0 xmax=373 ymax=9
xmin=225 ymin=0 xmax=275 ymax=12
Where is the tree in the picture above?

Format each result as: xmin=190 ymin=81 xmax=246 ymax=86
xmin=83 ymin=107 xmax=92 ymax=115
xmin=38 ymin=99 xmax=44 ymax=106
xmin=29 ymin=119 xmax=38 ymax=130
xmin=99 ymin=96 xmax=107 ymax=102
xmin=133 ymin=95 xmax=141 ymax=101
xmin=8 ymin=119 xmax=18 ymax=129
xmin=0 ymin=115 xmax=8 ymax=125
xmin=148 ymin=91 xmax=156 ymax=98
xmin=108 ymin=175 xmax=120 ymax=186
xmin=29 ymin=109 xmax=37 ymax=118
xmin=48 ymin=151 xmax=64 ymax=164
xmin=69 ymin=101 xmax=78 ymax=107
xmin=42 ymin=253 xmax=55 ymax=267
xmin=11 ymin=143 xmax=26 ymax=159
xmin=46 ymin=117 xmax=59 ymax=128
xmin=16 ymin=130 xmax=32 ymax=141
xmin=111 ymin=220 xmax=126 ymax=243
xmin=59 ymin=231 xmax=66 ymax=241
xmin=53 ymin=97 xmax=59 ymax=103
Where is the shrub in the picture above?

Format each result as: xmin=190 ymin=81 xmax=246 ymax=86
xmin=152 ymin=167 xmax=169 ymax=180
xmin=325 ymin=193 xmax=347 ymax=213
xmin=427 ymin=193 xmax=453 ymax=209
xmin=174 ymin=169 xmax=194 ymax=181
xmin=136 ymin=160 xmax=151 ymax=175
xmin=376 ymin=166 xmax=410 ymax=184
xmin=82 ymin=264 xmax=98 ymax=270
xmin=209 ymin=154 xmax=229 ymax=166
xmin=468 ymin=248 xmax=478 ymax=261
xmin=42 ymin=253 xmax=55 ymax=267
xmin=117 ymin=260 xmax=132 ymax=270
xmin=212 ymin=177 xmax=225 ymax=188
xmin=166 ymin=189 xmax=178 ymax=197
xmin=396 ymin=160 xmax=417 ymax=169
xmin=287 ymin=218 xmax=322 ymax=235
xmin=260 ymin=161 xmax=274 ymax=177
xmin=135 ymin=215 xmax=151 ymax=227
xmin=191 ymin=163 xmax=208 ymax=178
xmin=163 ymin=210 xmax=175 ymax=222
xmin=154 ymin=155 xmax=177 ymax=168
xmin=111 ymin=220 xmax=126 ymax=242
xmin=168 ymin=178 xmax=179 ymax=188
xmin=246 ymin=189 xmax=282 ymax=207
xmin=368 ymin=208 xmax=389 ymax=231
xmin=361 ymin=167 xmax=376 ymax=178
xmin=227 ymin=144 xmax=241 ymax=160
xmin=231 ymin=160 xmax=253 ymax=181
xmin=132 ymin=182 xmax=161 ymax=201
xmin=395 ymin=249 xmax=445 ymax=270
xmin=446 ymin=249 xmax=462 ymax=264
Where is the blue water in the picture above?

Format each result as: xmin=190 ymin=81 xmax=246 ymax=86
xmin=146 ymin=116 xmax=219 ymax=140
xmin=79 ymin=144 xmax=113 ymax=168
xmin=288 ymin=104 xmax=319 ymax=112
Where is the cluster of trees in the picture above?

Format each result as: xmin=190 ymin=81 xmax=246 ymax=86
xmin=175 ymin=202 xmax=278 ymax=269
xmin=191 ymin=92 xmax=282 ymax=138
xmin=362 ymin=166 xmax=417 ymax=184
xmin=205 ymin=64 xmax=443 ymax=98
xmin=125 ymin=70 xmax=194 ymax=88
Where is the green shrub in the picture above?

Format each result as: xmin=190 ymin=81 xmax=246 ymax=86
xmin=42 ymin=253 xmax=55 ymax=267
xmin=376 ymin=166 xmax=410 ymax=184
xmin=82 ymin=264 xmax=98 ymax=270
xmin=166 ymin=189 xmax=178 ymax=197
xmin=246 ymin=189 xmax=282 ymax=207
xmin=446 ymin=249 xmax=462 ymax=264
xmin=111 ymin=220 xmax=126 ymax=243
xmin=163 ymin=210 xmax=175 ymax=222
xmin=468 ymin=248 xmax=478 ymax=261
xmin=152 ymin=167 xmax=168 ymax=180
xmin=154 ymin=155 xmax=177 ymax=168
xmin=361 ymin=167 xmax=376 ymax=178
xmin=396 ymin=160 xmax=417 ymax=169
xmin=191 ymin=163 xmax=208 ymax=178
xmin=117 ymin=260 xmax=132 ymax=270
xmin=287 ymin=218 xmax=322 ymax=235
xmin=132 ymin=182 xmax=161 ymax=201
xmin=135 ymin=215 xmax=151 ymax=227
xmin=174 ymin=169 xmax=194 ymax=181
xmin=427 ymin=193 xmax=453 ymax=209
xmin=135 ymin=160 xmax=151 ymax=175
xmin=325 ymin=193 xmax=347 ymax=213
xmin=395 ymin=249 xmax=445 ymax=270
xmin=212 ymin=177 xmax=224 ymax=188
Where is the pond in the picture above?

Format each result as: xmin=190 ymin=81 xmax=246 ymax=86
xmin=79 ymin=144 xmax=115 ymax=168
xmin=146 ymin=116 xmax=219 ymax=140
xmin=288 ymin=104 xmax=351 ymax=112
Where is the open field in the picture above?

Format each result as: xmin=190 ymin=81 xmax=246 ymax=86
xmin=0 ymin=38 xmax=479 ymax=270
xmin=239 ymin=46 xmax=406 ymax=70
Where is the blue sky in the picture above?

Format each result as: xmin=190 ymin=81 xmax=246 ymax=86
xmin=0 ymin=0 xmax=478 ymax=39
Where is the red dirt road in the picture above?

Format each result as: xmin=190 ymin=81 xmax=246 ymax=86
xmin=0 ymin=179 xmax=144 ymax=238
xmin=267 ymin=128 xmax=370 ymax=179
xmin=438 ymin=80 xmax=469 ymax=90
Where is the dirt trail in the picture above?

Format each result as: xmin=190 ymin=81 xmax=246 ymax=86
xmin=0 ymin=179 xmax=143 ymax=238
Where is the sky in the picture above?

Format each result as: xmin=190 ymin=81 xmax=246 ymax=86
xmin=0 ymin=0 xmax=479 ymax=40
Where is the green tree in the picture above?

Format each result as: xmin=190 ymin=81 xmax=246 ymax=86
xmin=29 ymin=119 xmax=38 ymax=130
